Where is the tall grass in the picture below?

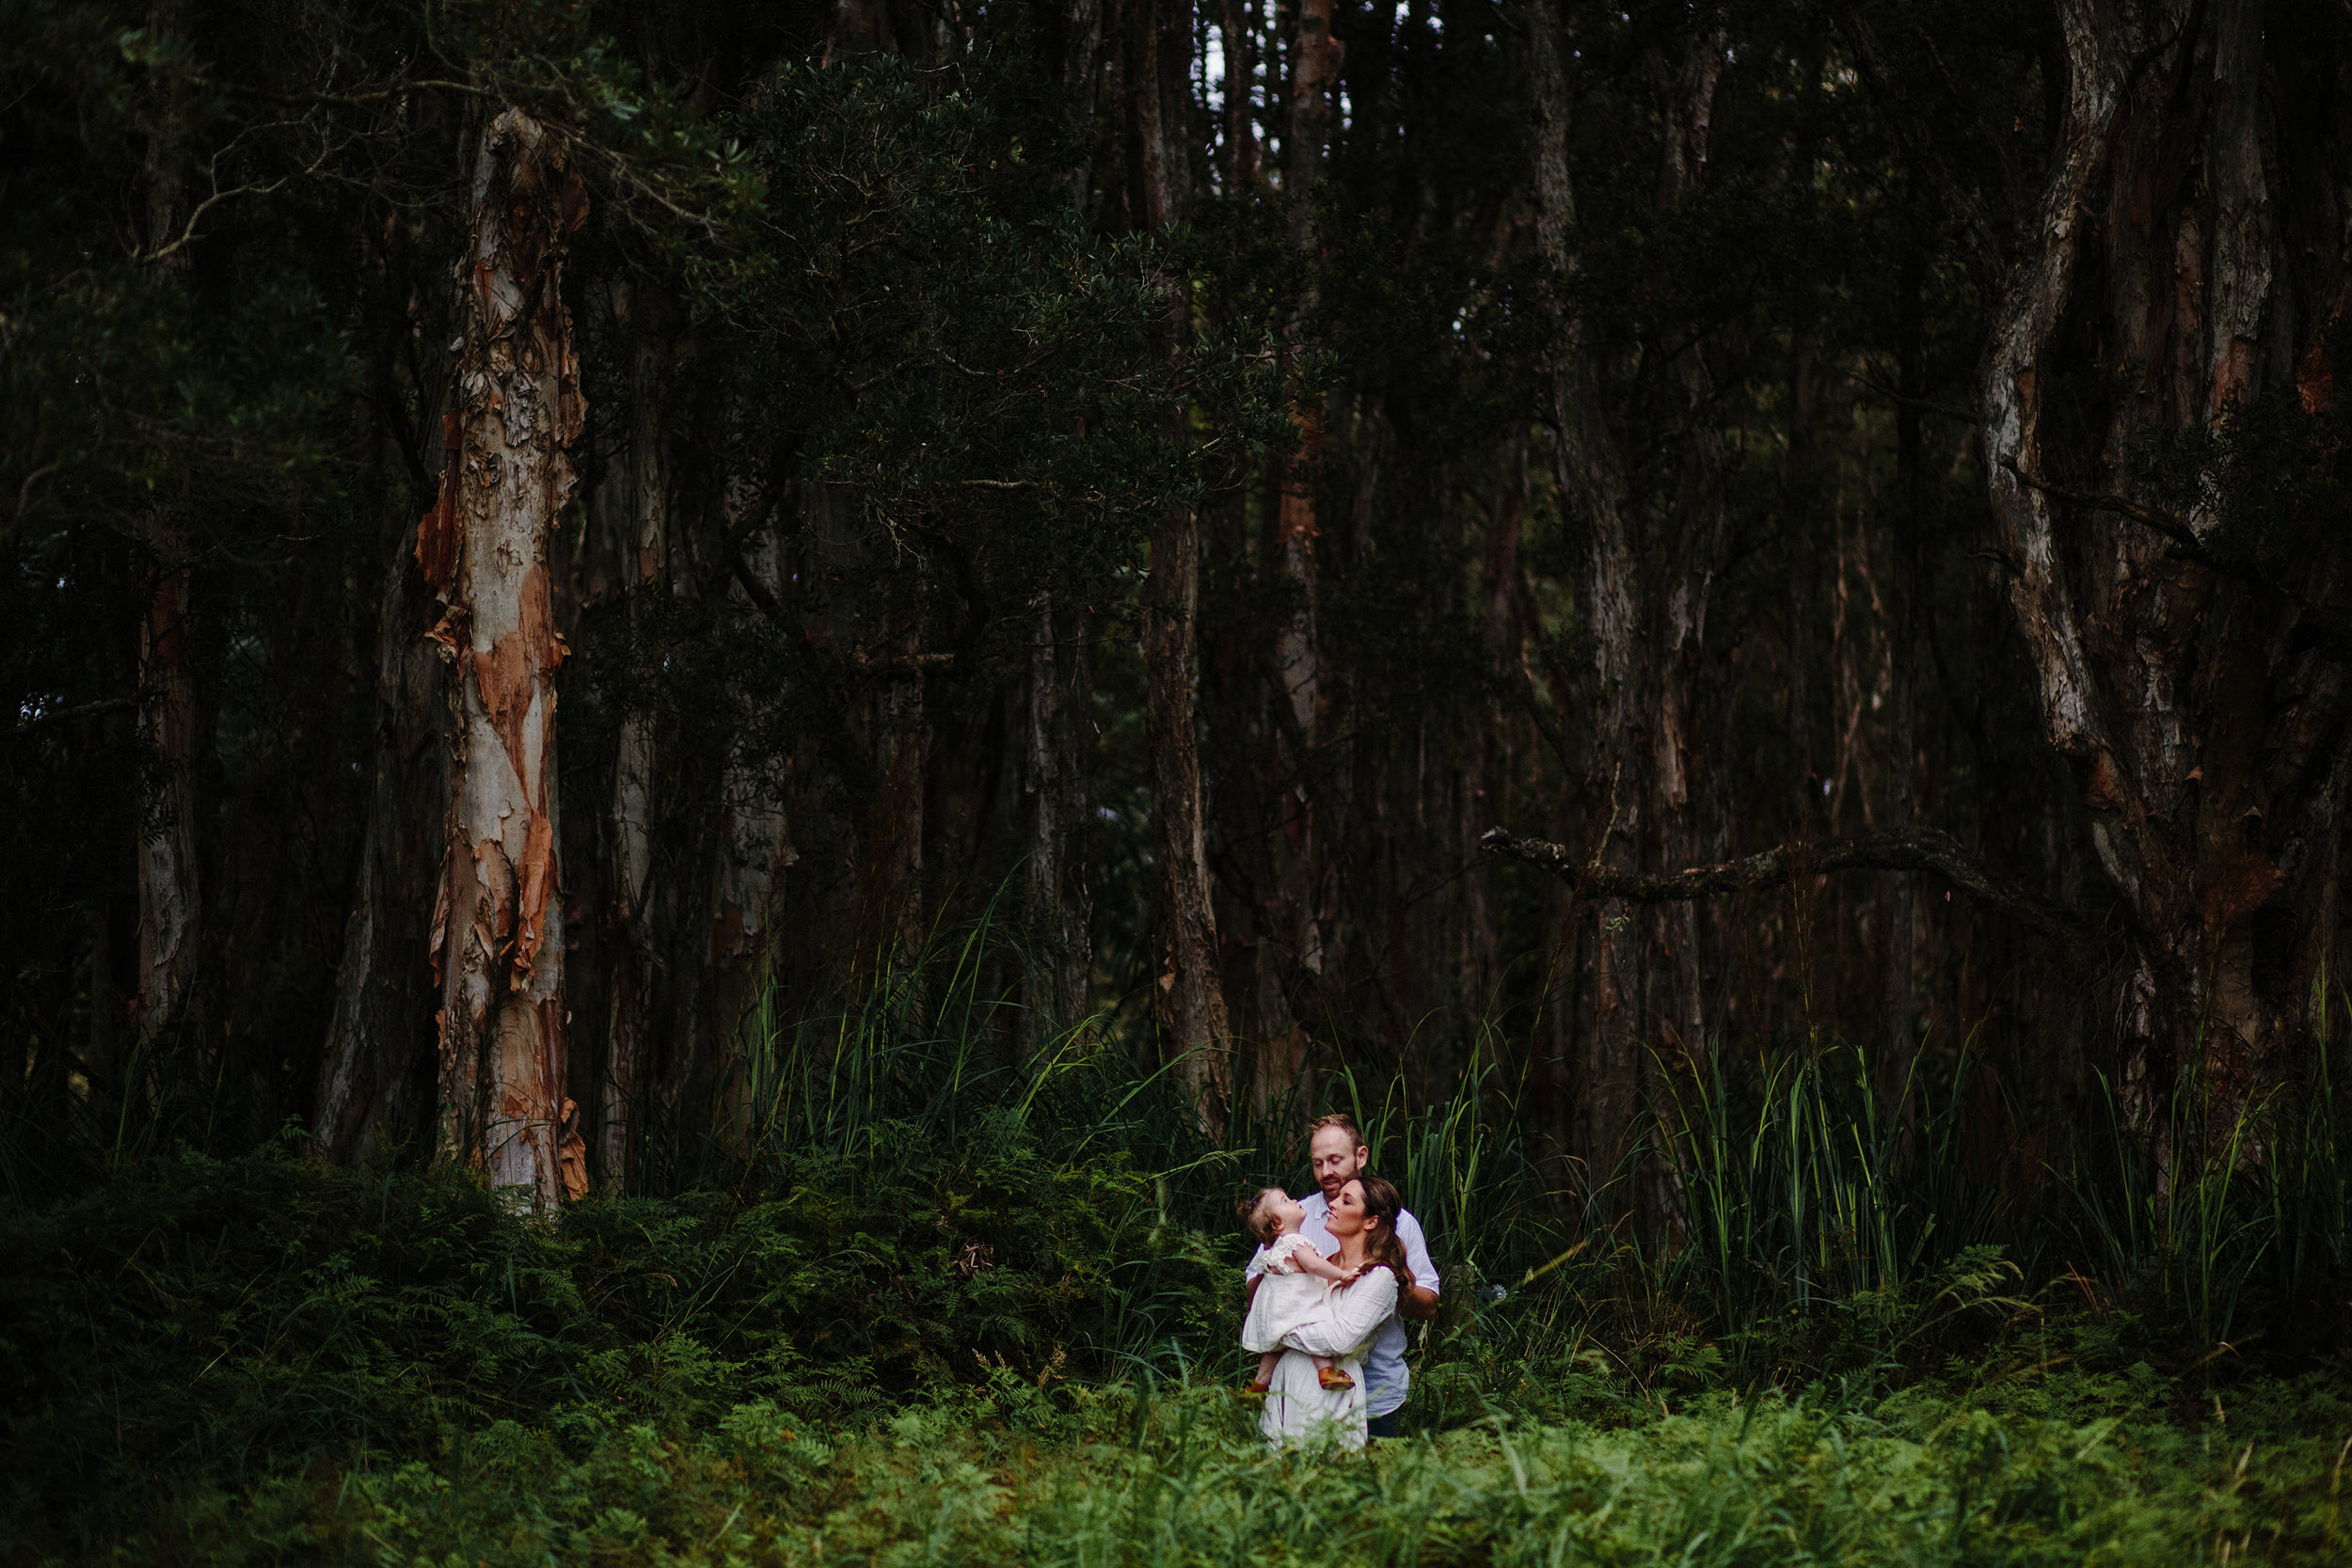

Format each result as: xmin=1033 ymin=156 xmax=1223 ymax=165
xmin=2064 ymin=1033 xmax=2351 ymax=1356
xmin=698 ymin=908 xmax=2350 ymax=1378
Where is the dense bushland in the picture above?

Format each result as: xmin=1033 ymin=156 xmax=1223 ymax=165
xmin=7 ymin=937 xmax=2349 ymax=1560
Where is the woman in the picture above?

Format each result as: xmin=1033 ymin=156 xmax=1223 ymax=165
xmin=1256 ymin=1173 xmax=1415 ymax=1449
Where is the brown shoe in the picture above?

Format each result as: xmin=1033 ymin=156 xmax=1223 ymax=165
xmin=1246 ymin=1376 xmax=1272 ymax=1394
xmin=1316 ymin=1365 xmax=1355 ymax=1391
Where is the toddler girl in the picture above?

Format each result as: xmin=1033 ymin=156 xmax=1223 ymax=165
xmin=1238 ymin=1186 xmax=1360 ymax=1392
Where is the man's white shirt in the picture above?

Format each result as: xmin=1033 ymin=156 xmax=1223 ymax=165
xmin=1243 ymin=1189 xmax=1439 ymax=1418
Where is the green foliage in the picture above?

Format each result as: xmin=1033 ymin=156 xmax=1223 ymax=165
xmin=0 ymin=1127 xmax=1228 ymax=1551
xmin=45 ymin=1370 xmax=2352 ymax=1565
xmin=9 ymin=977 xmax=2352 ymax=1560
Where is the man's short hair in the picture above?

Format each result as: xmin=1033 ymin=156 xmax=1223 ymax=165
xmin=1306 ymin=1112 xmax=1364 ymax=1150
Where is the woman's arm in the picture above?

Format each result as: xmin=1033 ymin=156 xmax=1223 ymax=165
xmin=1273 ymin=1268 xmax=1397 ymax=1357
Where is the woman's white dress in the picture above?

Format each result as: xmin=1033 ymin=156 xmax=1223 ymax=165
xmin=1240 ymin=1231 xmax=1332 ymax=1354
xmin=1257 ymin=1263 xmax=1398 ymax=1450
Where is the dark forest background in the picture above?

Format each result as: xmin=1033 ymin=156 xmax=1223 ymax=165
xmin=6 ymin=0 xmax=2352 ymax=1242
xmin=10 ymin=0 xmax=2352 ymax=1559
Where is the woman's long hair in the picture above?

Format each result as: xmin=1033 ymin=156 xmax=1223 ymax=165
xmin=1350 ymin=1173 xmax=1414 ymax=1292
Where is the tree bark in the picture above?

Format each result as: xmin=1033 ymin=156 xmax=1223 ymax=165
xmin=600 ymin=280 xmax=669 ymax=1190
xmin=1130 ymin=0 xmax=1232 ymax=1128
xmin=419 ymin=108 xmax=590 ymax=1207
xmin=1960 ymin=0 xmax=2352 ymax=1124
xmin=1882 ymin=239 xmax=1925 ymax=1114
xmin=1147 ymin=499 xmax=1233 ymax=1126
xmin=1025 ymin=593 xmax=1092 ymax=1045
xmin=134 ymin=0 xmax=203 ymax=1066
xmin=316 ymin=526 xmax=448 ymax=1164
xmin=1263 ymin=0 xmax=1343 ymax=1003
xmin=135 ymin=553 xmax=203 ymax=1057
xmin=1523 ymin=0 xmax=1730 ymax=1179
xmin=1523 ymin=0 xmax=1638 ymax=1172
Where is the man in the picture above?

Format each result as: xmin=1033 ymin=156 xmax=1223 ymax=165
xmin=1243 ymin=1112 xmax=1440 ymax=1438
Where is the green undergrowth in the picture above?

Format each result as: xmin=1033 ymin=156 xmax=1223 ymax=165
xmin=51 ymin=1373 xmax=2352 ymax=1566
xmin=6 ymin=927 xmax=2349 ymax=1561
xmin=7 ymin=1134 xmax=2351 ymax=1563
xmin=0 ymin=1128 xmax=1228 ymax=1555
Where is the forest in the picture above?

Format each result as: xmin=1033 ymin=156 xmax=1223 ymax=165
xmin=5 ymin=0 xmax=2352 ymax=1560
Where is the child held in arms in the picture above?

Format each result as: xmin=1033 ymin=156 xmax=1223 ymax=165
xmin=1238 ymin=1186 xmax=1366 ymax=1392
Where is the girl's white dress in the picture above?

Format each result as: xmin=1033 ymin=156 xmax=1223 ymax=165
xmin=1240 ymin=1231 xmax=1332 ymax=1354
xmin=1258 ymin=1264 xmax=1397 ymax=1450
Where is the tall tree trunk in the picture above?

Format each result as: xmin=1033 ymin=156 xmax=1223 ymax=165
xmin=1882 ymin=240 xmax=1924 ymax=1115
xmin=419 ymin=108 xmax=589 ymax=1207
xmin=1644 ymin=18 xmax=1729 ymax=1077
xmin=1525 ymin=0 xmax=1641 ymax=1174
xmin=1131 ymin=0 xmax=1233 ymax=1128
xmin=1147 ymin=500 xmax=1233 ymax=1125
xmin=1784 ymin=41 xmax=1827 ymax=840
xmin=315 ymin=525 xmax=448 ymax=1164
xmin=134 ymin=0 xmax=202 ymax=1068
xmin=1025 ymin=594 xmax=1092 ymax=1045
xmin=601 ymin=281 xmax=669 ymax=1189
xmin=1022 ymin=7 xmax=1105 ymax=1052
xmin=1966 ymin=0 xmax=2352 ymax=1133
xmin=1526 ymin=0 xmax=1728 ymax=1191
xmin=1265 ymin=0 xmax=1343 ymax=1004
xmin=135 ymin=552 xmax=202 ymax=1059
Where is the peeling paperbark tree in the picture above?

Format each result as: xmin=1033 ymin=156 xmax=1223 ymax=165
xmin=1887 ymin=0 xmax=2352 ymax=1117
xmin=420 ymin=108 xmax=590 ymax=1206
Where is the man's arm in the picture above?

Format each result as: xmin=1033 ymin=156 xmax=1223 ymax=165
xmin=1396 ymin=1211 xmax=1440 ymax=1323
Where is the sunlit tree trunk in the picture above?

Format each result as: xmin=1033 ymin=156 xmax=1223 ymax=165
xmin=418 ymin=108 xmax=589 ymax=1206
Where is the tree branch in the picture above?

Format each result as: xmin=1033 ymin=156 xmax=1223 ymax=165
xmin=1478 ymin=824 xmax=2087 ymax=948
xmin=10 ymin=697 xmax=135 ymax=736
xmin=1996 ymin=454 xmax=2207 ymax=555
xmin=1999 ymin=455 xmax=2352 ymax=655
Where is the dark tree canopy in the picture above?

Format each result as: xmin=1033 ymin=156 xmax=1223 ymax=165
xmin=3 ymin=0 xmax=2349 ymax=1205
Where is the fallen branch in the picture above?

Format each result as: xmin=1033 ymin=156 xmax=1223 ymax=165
xmin=1478 ymin=825 xmax=2086 ymax=948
